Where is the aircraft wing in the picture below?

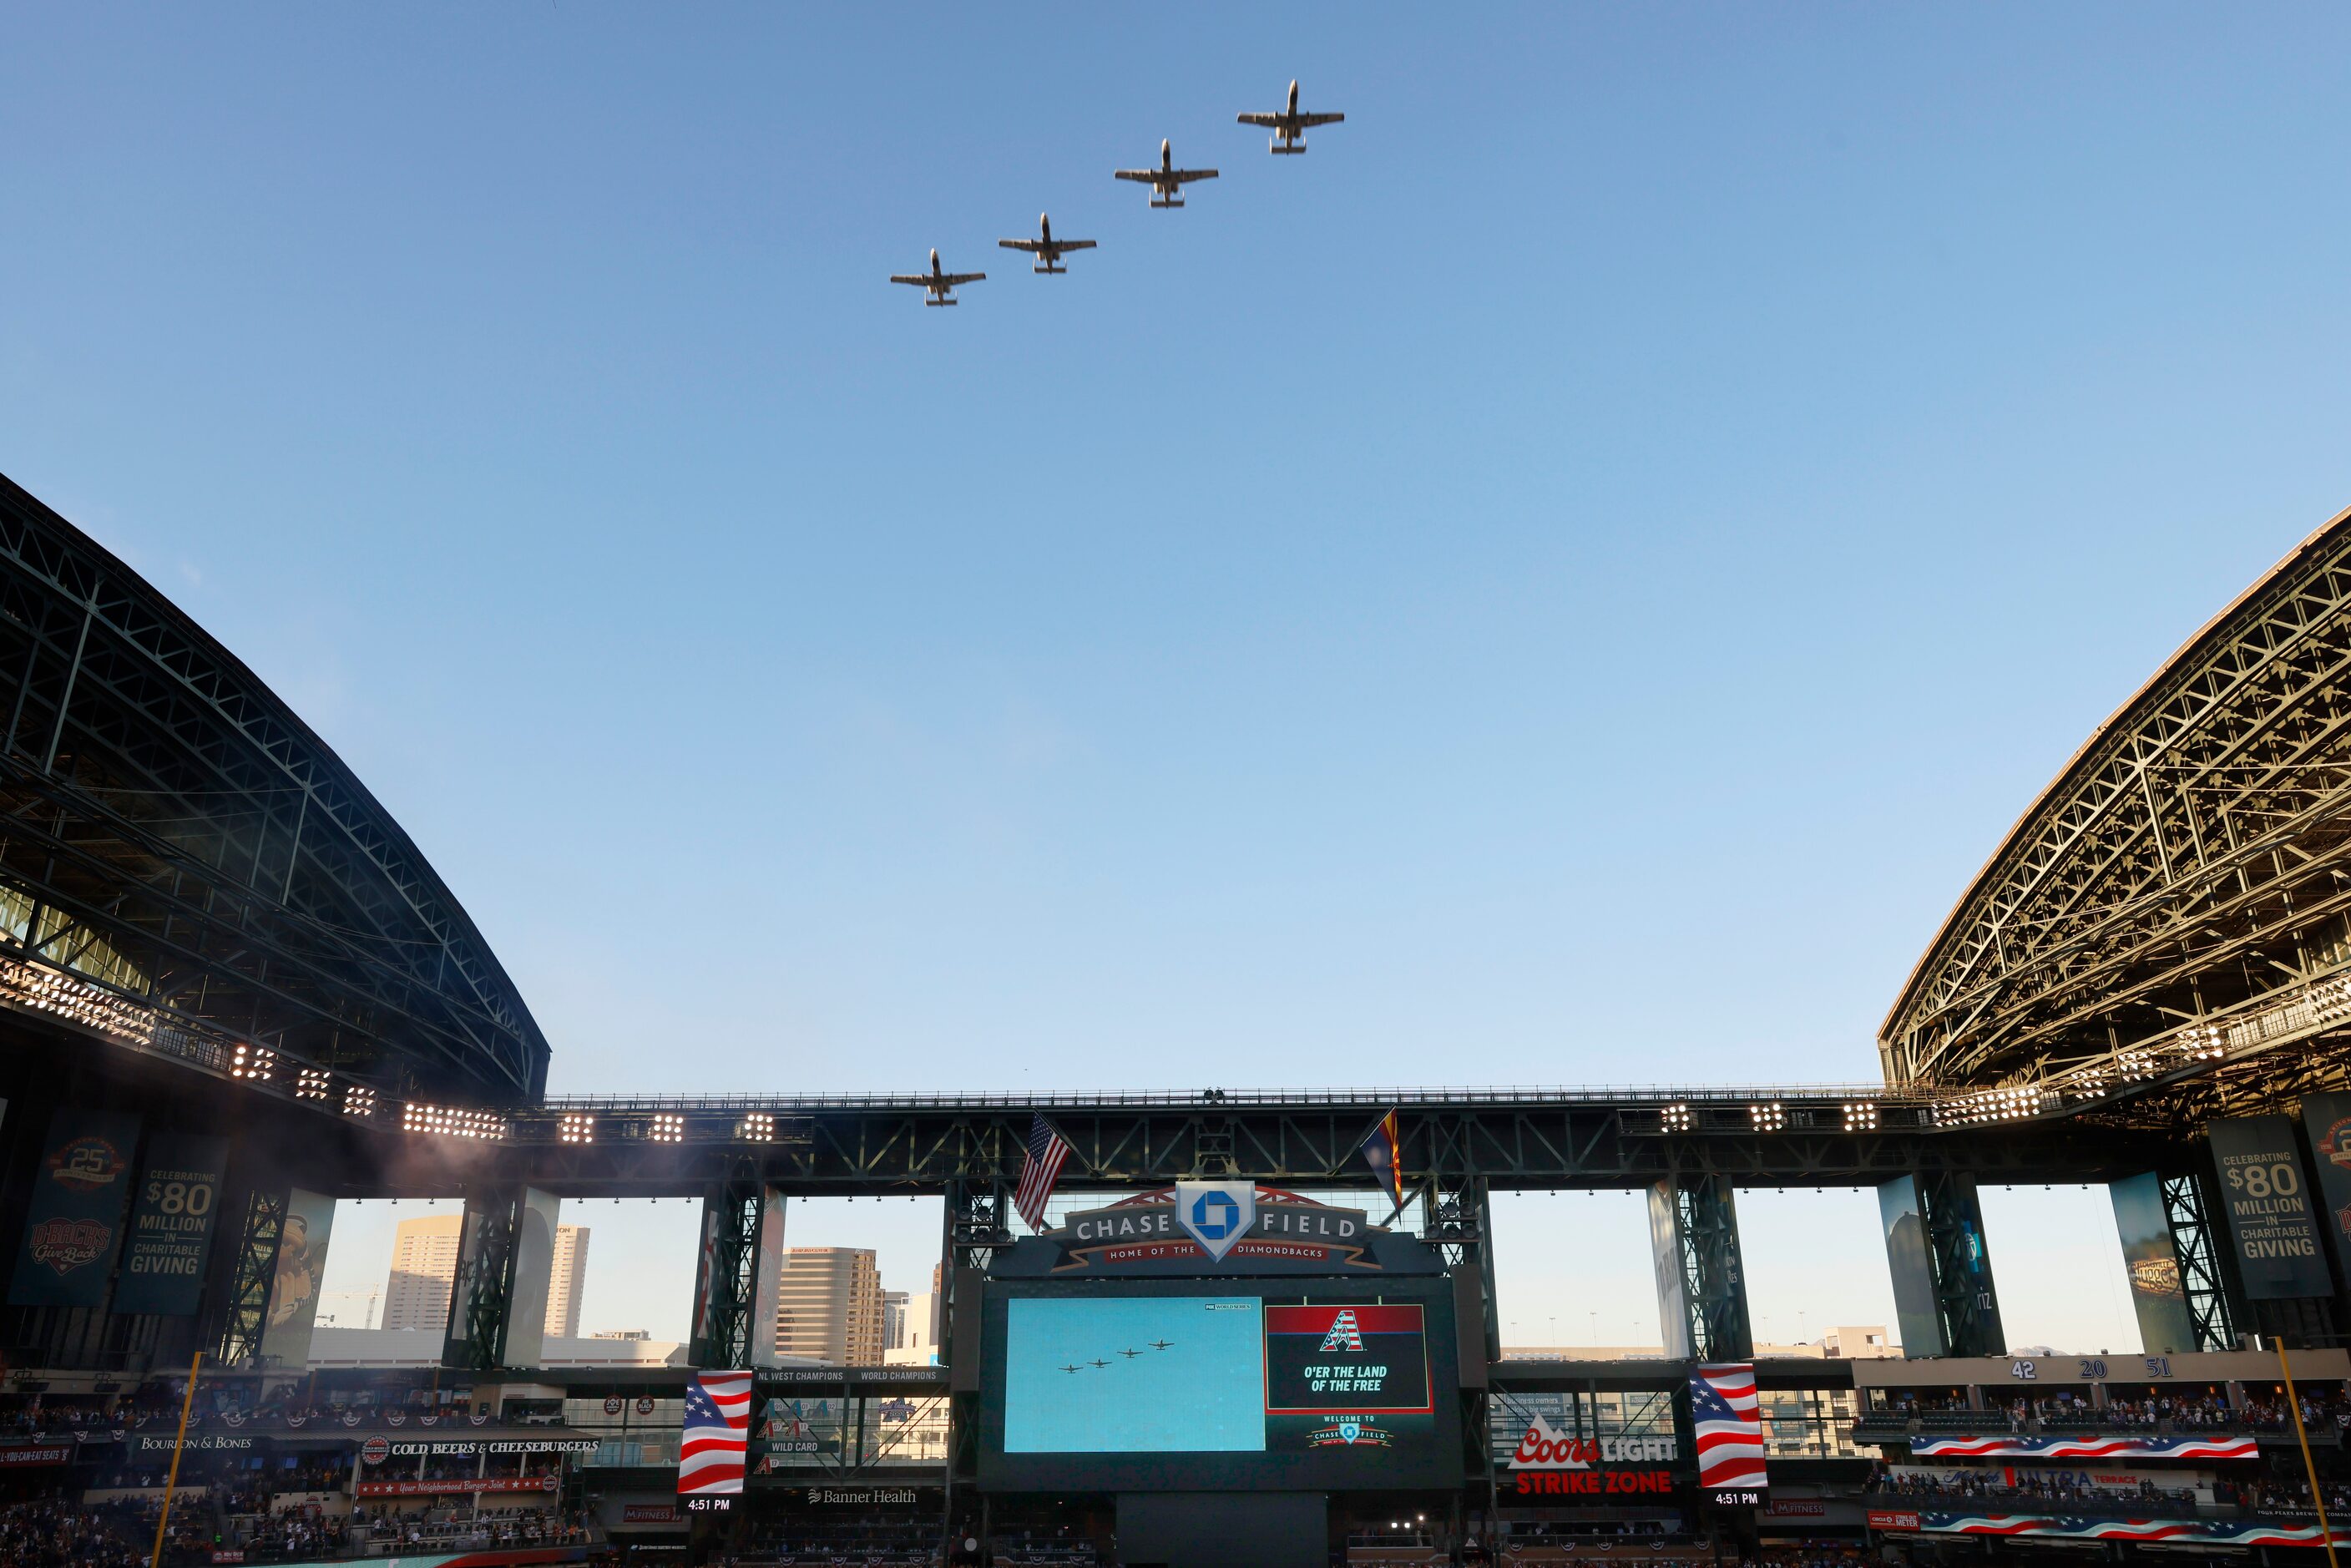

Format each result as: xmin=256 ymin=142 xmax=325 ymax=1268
xmin=1297 ymin=112 xmax=1344 ymax=128
xmin=998 ymin=240 xmax=1044 ymax=252
xmin=937 ymin=271 xmax=985 ymax=286
xmin=1058 ymin=239 xmax=1097 ymax=251
xmin=887 ymin=275 xmax=930 ymax=286
xmin=1114 ymin=169 xmax=1155 ymax=182
xmin=1236 ymin=113 xmax=1282 ymax=127
xmin=1172 ymin=169 xmax=1219 ymax=183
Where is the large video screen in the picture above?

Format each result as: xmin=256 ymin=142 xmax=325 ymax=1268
xmin=979 ymin=1279 xmax=1461 ymax=1492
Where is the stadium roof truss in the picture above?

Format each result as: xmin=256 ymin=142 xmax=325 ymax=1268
xmin=0 ymin=473 xmax=548 ymax=1105
xmin=1883 ymin=503 xmax=2351 ymax=1125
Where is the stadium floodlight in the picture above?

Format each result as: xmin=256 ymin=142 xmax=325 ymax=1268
xmin=1842 ymin=1101 xmax=1878 ymax=1132
xmin=294 ymin=1067 xmax=331 ymax=1100
xmin=401 ymin=1101 xmax=508 ymax=1141
xmin=1748 ymin=1101 xmax=1785 ymax=1133
xmin=230 ymin=1044 xmax=275 ymax=1081
xmin=1660 ymin=1102 xmax=1693 ymax=1133
xmin=341 ymin=1085 xmax=377 ymax=1119
xmin=650 ymin=1112 xmax=685 ymax=1145
xmin=2178 ymin=1022 xmax=2227 ymax=1062
xmin=738 ymin=1112 xmax=775 ymax=1141
xmin=559 ymin=1113 xmax=595 ymax=1145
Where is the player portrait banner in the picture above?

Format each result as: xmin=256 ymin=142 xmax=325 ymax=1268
xmin=2106 ymin=1172 xmax=2197 ymax=1358
xmin=7 ymin=1109 xmax=141 ymax=1308
xmin=257 ymin=1188 xmax=336 ymax=1366
xmin=112 ymin=1134 xmax=229 ymax=1317
xmin=1689 ymin=1363 xmax=1767 ymax=1503
xmin=680 ymin=1370 xmax=755 ymax=1497
xmin=2207 ymin=1115 xmax=2332 ymax=1299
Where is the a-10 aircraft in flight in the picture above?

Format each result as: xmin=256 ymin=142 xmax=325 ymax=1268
xmin=998 ymin=214 xmax=1097 ymax=274
xmin=897 ymin=80 xmax=1346 ymax=303
xmin=888 ymin=249 xmax=985 ymax=306
xmin=1115 ymin=139 xmax=1219 ymax=210
xmin=1237 ymin=79 xmax=1344 ymax=154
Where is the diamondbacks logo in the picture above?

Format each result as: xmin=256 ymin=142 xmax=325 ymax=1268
xmin=1307 ymin=1419 xmax=1393 ymax=1448
xmin=28 ymin=1217 xmax=109 ymax=1275
xmin=48 ymin=1136 xmax=125 ymax=1192
xmin=1319 ymin=1308 xmax=1365 ymax=1353
xmin=2323 ymin=1117 xmax=2351 ymax=1170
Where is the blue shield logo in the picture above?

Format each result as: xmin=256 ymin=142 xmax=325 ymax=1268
xmin=1173 ymin=1181 xmax=1256 ymax=1262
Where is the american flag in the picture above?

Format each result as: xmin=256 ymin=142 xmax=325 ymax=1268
xmin=1689 ymin=1363 xmax=1767 ymax=1495
xmin=1013 ymin=1113 xmax=1073 ymax=1232
xmin=677 ymin=1370 xmax=754 ymax=1497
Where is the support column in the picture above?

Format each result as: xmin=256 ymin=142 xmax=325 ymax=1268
xmin=442 ymin=1186 xmax=523 ymax=1373
xmin=1876 ymin=1174 xmax=2005 ymax=1358
xmin=1647 ymin=1175 xmax=1752 ymax=1361
xmin=687 ymin=1179 xmax=762 ymax=1369
xmin=211 ymin=1185 xmax=286 ymax=1368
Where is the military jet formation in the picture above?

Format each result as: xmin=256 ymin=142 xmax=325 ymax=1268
xmin=891 ymin=79 xmax=1344 ymax=306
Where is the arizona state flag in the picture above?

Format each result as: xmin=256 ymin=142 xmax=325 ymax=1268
xmin=1359 ymin=1110 xmax=1405 ymax=1215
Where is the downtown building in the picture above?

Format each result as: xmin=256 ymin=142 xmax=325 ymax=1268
xmin=382 ymin=1213 xmax=589 ymax=1338
xmin=774 ymin=1247 xmax=887 ymax=1365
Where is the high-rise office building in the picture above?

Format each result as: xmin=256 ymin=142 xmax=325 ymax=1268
xmin=382 ymin=1213 xmax=589 ymax=1338
xmin=774 ymin=1247 xmax=885 ymax=1365
xmin=882 ymin=1290 xmax=910 ymax=1351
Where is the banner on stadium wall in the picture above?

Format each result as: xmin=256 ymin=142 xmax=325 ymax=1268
xmin=7 ymin=1109 xmax=141 ymax=1308
xmin=1689 ymin=1363 xmax=1767 ymax=1507
xmin=2298 ymin=1093 xmax=2351 ymax=1297
xmin=2207 ymin=1116 xmax=2332 ymax=1298
xmin=1909 ymin=1434 xmax=2257 ymax=1461
xmin=2107 ymin=1172 xmax=2198 ymax=1357
xmin=356 ymin=1477 xmax=558 ymax=1497
xmin=1876 ymin=1177 xmax=1945 ymax=1359
xmin=112 ymin=1135 xmax=228 ymax=1316
xmin=1909 ymin=1512 xmax=2351 ymax=1547
xmin=257 ymin=1189 xmax=336 ymax=1366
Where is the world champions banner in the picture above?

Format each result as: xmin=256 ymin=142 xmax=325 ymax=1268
xmin=7 ymin=1109 xmax=141 ymax=1308
xmin=113 ymin=1135 xmax=228 ymax=1317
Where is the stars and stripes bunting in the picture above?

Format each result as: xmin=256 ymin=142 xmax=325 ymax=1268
xmin=1013 ymin=1114 xmax=1074 ymax=1232
xmin=1689 ymin=1362 xmax=1767 ymax=1495
xmin=677 ymin=1370 xmax=754 ymax=1496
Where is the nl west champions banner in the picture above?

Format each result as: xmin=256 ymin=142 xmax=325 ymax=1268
xmin=8 ymin=1109 xmax=141 ymax=1308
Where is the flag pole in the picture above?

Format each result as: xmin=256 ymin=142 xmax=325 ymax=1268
xmin=2276 ymin=1338 xmax=2341 ymax=1568
xmin=149 ymin=1351 xmax=202 ymax=1568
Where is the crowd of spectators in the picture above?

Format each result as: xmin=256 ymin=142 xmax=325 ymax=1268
xmin=1876 ymin=1468 xmax=2197 ymax=1509
xmin=2099 ymin=1393 xmax=2234 ymax=1429
xmin=345 ymin=1503 xmax=589 ymax=1551
xmin=0 ymin=1498 xmax=142 ymax=1568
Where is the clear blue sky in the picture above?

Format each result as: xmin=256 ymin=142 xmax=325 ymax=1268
xmin=5 ymin=5 xmax=2346 ymax=1348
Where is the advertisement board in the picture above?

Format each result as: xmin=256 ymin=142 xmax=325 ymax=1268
xmin=1499 ymin=1416 xmax=1684 ymax=1504
xmin=7 ymin=1110 xmax=141 ymax=1308
xmin=2107 ymin=1172 xmax=2197 ymax=1356
xmin=978 ymin=1277 xmax=1461 ymax=1492
xmin=113 ymin=1134 xmax=229 ymax=1317
xmin=2207 ymin=1116 xmax=2331 ymax=1298
xmin=2298 ymin=1093 xmax=2351 ymax=1296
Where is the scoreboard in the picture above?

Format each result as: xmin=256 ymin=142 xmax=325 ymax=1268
xmin=978 ymin=1279 xmax=1463 ymax=1492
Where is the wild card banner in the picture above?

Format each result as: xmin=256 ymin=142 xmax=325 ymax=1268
xmin=8 ymin=1109 xmax=142 ymax=1308
xmin=112 ymin=1134 xmax=230 ymax=1316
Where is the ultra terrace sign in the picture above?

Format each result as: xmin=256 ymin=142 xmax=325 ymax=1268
xmin=1050 ymin=1184 xmax=1383 ymax=1272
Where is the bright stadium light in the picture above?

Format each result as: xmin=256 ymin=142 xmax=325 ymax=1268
xmin=230 ymin=1044 xmax=275 ymax=1081
xmin=2178 ymin=1022 xmax=2227 ymax=1062
xmin=1660 ymin=1102 xmax=1693 ymax=1133
xmin=295 ymin=1067 xmax=331 ymax=1101
xmin=1842 ymin=1101 xmax=1878 ymax=1132
xmin=341 ymin=1085 xmax=377 ymax=1119
xmin=402 ymin=1102 xmax=508 ymax=1141
xmin=650 ymin=1112 xmax=685 ymax=1144
xmin=559 ymin=1113 xmax=595 ymax=1145
xmin=1748 ymin=1101 xmax=1784 ymax=1133
xmin=738 ymin=1112 xmax=775 ymax=1141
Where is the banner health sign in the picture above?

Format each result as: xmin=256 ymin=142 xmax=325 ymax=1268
xmin=2298 ymin=1093 xmax=2351 ymax=1297
xmin=7 ymin=1109 xmax=140 ymax=1308
xmin=113 ymin=1135 xmax=229 ymax=1316
xmin=2207 ymin=1115 xmax=2332 ymax=1299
